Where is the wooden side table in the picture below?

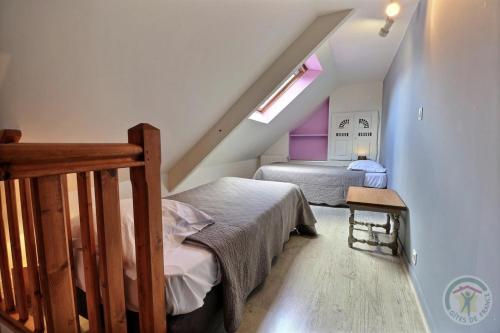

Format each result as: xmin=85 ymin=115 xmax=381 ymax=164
xmin=346 ymin=186 xmax=407 ymax=255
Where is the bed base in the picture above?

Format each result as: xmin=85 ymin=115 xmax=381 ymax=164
xmin=76 ymin=285 xmax=224 ymax=333
xmin=0 ymin=125 xmax=166 ymax=332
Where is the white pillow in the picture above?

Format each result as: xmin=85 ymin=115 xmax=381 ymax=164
xmin=161 ymin=199 xmax=214 ymax=242
xmin=120 ymin=199 xmax=214 ymax=277
xmin=347 ymin=160 xmax=386 ymax=173
xmin=72 ymin=198 xmax=214 ymax=280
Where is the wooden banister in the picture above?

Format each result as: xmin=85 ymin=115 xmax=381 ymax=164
xmin=0 ymin=129 xmax=21 ymax=144
xmin=18 ymin=179 xmax=44 ymax=332
xmin=31 ymin=175 xmax=80 ymax=333
xmin=0 ymin=124 xmax=166 ymax=333
xmin=0 ymin=184 xmax=15 ymax=313
xmin=1 ymin=159 xmax=146 ymax=180
xmin=0 ymin=143 xmax=143 ymax=163
xmin=0 ymin=143 xmax=144 ymax=180
xmin=76 ymin=172 xmax=103 ymax=333
xmin=4 ymin=181 xmax=29 ymax=322
xmin=0 ymin=130 xmax=19 ymax=316
xmin=94 ymin=169 xmax=127 ymax=333
xmin=61 ymin=174 xmax=82 ymax=330
xmin=129 ymin=124 xmax=166 ymax=333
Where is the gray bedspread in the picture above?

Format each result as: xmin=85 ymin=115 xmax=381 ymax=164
xmin=253 ymin=163 xmax=365 ymax=206
xmin=168 ymin=177 xmax=316 ymax=332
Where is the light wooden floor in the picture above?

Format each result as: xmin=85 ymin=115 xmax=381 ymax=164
xmin=4 ymin=206 xmax=427 ymax=333
xmin=236 ymin=206 xmax=427 ymax=333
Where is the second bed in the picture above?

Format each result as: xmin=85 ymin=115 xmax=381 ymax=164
xmin=253 ymin=162 xmax=387 ymax=206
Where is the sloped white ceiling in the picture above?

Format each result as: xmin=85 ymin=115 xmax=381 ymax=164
xmin=319 ymin=0 xmax=419 ymax=84
xmin=0 ymin=0 xmax=418 ymax=190
xmin=0 ymin=0 xmax=318 ymax=169
xmin=196 ymin=0 xmax=418 ymax=173
xmin=203 ymin=42 xmax=339 ymax=166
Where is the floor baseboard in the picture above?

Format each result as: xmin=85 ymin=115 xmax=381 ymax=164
xmin=398 ymin=245 xmax=431 ymax=333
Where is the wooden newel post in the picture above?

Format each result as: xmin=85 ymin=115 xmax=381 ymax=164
xmin=128 ymin=124 xmax=167 ymax=333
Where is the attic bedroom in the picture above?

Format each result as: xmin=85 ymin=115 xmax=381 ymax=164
xmin=0 ymin=1 xmax=498 ymax=333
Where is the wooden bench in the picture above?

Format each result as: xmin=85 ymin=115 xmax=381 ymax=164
xmin=346 ymin=186 xmax=407 ymax=255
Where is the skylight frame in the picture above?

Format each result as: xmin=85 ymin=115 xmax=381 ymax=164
xmin=257 ymin=64 xmax=308 ymax=113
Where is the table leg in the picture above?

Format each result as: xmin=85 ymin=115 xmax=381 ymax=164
xmin=384 ymin=213 xmax=391 ymax=234
xmin=390 ymin=213 xmax=400 ymax=255
xmin=348 ymin=208 xmax=355 ymax=248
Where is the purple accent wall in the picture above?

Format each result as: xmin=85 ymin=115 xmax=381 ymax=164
xmin=289 ymin=98 xmax=329 ymax=160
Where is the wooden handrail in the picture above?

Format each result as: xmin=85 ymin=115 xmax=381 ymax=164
xmin=0 ymin=143 xmax=143 ymax=163
xmin=1 ymin=159 xmax=145 ymax=180
xmin=0 ymin=143 xmax=145 ymax=180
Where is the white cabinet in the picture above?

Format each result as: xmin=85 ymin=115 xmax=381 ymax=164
xmin=329 ymin=111 xmax=379 ymax=161
xmin=330 ymin=113 xmax=353 ymax=160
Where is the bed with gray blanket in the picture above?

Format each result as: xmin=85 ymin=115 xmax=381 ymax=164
xmin=168 ymin=177 xmax=317 ymax=332
xmin=253 ymin=162 xmax=366 ymax=206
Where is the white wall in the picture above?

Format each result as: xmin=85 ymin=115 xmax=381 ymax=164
xmin=200 ymin=41 xmax=342 ymax=169
xmin=380 ymin=0 xmax=499 ymax=331
xmin=0 ymin=322 xmax=14 ymax=333
xmin=0 ymin=0 xmax=414 ymax=192
xmin=329 ymin=81 xmax=383 ymax=113
xmin=261 ymin=81 xmax=383 ymax=163
xmin=329 ymin=81 xmax=383 ymax=161
xmin=264 ymin=134 xmax=289 ymax=156
xmin=175 ymin=158 xmax=258 ymax=193
xmin=0 ymin=0 xmax=319 ymax=192
xmin=259 ymin=134 xmax=290 ymax=165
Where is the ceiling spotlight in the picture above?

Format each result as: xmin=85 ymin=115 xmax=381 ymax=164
xmin=379 ymin=1 xmax=401 ymax=37
xmin=385 ymin=2 xmax=401 ymax=18
xmin=379 ymin=18 xmax=395 ymax=37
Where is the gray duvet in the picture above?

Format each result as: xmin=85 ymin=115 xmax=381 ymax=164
xmin=253 ymin=163 xmax=365 ymax=206
xmin=168 ymin=177 xmax=316 ymax=332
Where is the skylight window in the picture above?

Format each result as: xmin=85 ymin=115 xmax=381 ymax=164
xmin=257 ymin=64 xmax=308 ymax=113
xmin=248 ymin=54 xmax=323 ymax=124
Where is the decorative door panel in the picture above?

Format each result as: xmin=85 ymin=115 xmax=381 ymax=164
xmin=330 ymin=113 xmax=353 ymax=160
xmin=333 ymin=140 xmax=352 ymax=160
xmin=329 ymin=111 xmax=379 ymax=161
xmin=353 ymin=112 xmax=378 ymax=160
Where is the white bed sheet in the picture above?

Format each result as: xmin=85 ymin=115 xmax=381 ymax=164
xmin=71 ymin=199 xmax=220 ymax=316
xmin=74 ymin=242 xmax=219 ymax=315
xmin=363 ymin=172 xmax=387 ymax=188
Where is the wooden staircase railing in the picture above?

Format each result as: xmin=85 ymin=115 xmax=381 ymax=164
xmin=0 ymin=124 xmax=166 ymax=332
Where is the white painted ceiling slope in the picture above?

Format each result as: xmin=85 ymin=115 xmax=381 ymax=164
xmin=0 ymin=0 xmax=318 ymax=170
xmin=186 ymin=0 xmax=418 ymax=181
xmin=0 ymin=0 xmax=417 ymax=191
xmin=318 ymin=0 xmax=419 ymax=84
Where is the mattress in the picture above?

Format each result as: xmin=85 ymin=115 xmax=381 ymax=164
xmin=363 ymin=172 xmax=387 ymax=188
xmin=71 ymin=201 xmax=220 ymax=316
xmin=254 ymin=163 xmax=365 ymax=206
xmin=169 ymin=177 xmax=317 ymax=331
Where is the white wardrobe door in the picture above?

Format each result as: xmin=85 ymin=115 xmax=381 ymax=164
xmin=353 ymin=112 xmax=379 ymax=160
xmin=330 ymin=113 xmax=354 ymax=160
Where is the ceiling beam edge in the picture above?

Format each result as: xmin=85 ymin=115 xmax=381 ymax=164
xmin=167 ymin=9 xmax=353 ymax=190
